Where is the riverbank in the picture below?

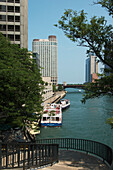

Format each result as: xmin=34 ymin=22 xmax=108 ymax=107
xmin=25 ymin=91 xmax=66 ymax=141
xmin=44 ymin=90 xmax=66 ymax=106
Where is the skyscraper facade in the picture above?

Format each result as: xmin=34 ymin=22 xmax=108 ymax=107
xmin=0 ymin=0 xmax=28 ymax=49
xmin=85 ymin=53 xmax=98 ymax=83
xmin=32 ymin=35 xmax=57 ymax=85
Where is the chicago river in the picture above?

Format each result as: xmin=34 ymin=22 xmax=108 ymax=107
xmin=36 ymin=88 xmax=113 ymax=149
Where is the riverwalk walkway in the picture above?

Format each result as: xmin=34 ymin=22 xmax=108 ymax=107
xmin=40 ymin=150 xmax=109 ymax=170
xmin=5 ymin=150 xmax=109 ymax=170
xmin=44 ymin=91 xmax=66 ymax=106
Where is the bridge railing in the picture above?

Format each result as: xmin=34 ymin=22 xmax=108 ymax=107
xmin=0 ymin=142 xmax=59 ymax=169
xmin=37 ymin=138 xmax=113 ymax=167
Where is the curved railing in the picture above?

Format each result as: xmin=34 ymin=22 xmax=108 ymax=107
xmin=0 ymin=143 xmax=58 ymax=169
xmin=37 ymin=138 xmax=113 ymax=167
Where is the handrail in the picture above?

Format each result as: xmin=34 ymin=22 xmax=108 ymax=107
xmin=37 ymin=138 xmax=113 ymax=167
xmin=0 ymin=138 xmax=112 ymax=169
xmin=0 ymin=142 xmax=59 ymax=169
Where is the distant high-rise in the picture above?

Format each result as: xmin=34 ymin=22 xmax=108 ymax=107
xmin=85 ymin=53 xmax=98 ymax=83
xmin=0 ymin=0 xmax=28 ymax=49
xmin=32 ymin=35 xmax=57 ymax=85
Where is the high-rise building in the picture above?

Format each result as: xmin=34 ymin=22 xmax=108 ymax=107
xmin=32 ymin=35 xmax=57 ymax=85
xmin=0 ymin=0 xmax=28 ymax=49
xmin=85 ymin=53 xmax=98 ymax=83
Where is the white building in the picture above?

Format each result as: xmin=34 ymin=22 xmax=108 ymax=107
xmin=42 ymin=77 xmax=53 ymax=101
xmin=32 ymin=35 xmax=57 ymax=85
xmin=0 ymin=0 xmax=28 ymax=49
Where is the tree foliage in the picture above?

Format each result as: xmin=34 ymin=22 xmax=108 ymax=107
xmin=0 ymin=33 xmax=44 ymax=129
xmin=95 ymin=0 xmax=113 ymax=16
xmin=55 ymin=0 xmax=113 ymax=127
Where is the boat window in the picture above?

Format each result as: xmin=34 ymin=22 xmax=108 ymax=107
xmin=51 ymin=117 xmax=55 ymax=121
xmin=56 ymin=117 xmax=59 ymax=121
xmin=43 ymin=117 xmax=46 ymax=121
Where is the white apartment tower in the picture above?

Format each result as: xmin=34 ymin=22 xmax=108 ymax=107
xmin=0 ymin=0 xmax=28 ymax=49
xmin=32 ymin=35 xmax=57 ymax=85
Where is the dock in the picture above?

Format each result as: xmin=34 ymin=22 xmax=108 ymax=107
xmin=44 ymin=91 xmax=66 ymax=106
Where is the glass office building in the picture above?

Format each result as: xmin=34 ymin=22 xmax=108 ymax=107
xmin=0 ymin=0 xmax=28 ymax=48
xmin=32 ymin=35 xmax=57 ymax=85
xmin=85 ymin=53 xmax=98 ymax=83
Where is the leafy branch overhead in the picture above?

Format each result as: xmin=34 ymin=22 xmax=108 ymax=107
xmin=55 ymin=9 xmax=113 ymax=69
xmin=95 ymin=0 xmax=113 ymax=16
xmin=54 ymin=0 xmax=113 ymax=127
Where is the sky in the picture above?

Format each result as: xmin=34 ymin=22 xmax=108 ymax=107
xmin=28 ymin=0 xmax=112 ymax=84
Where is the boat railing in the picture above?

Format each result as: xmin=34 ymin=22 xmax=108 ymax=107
xmin=37 ymin=138 xmax=113 ymax=168
xmin=44 ymin=108 xmax=61 ymax=113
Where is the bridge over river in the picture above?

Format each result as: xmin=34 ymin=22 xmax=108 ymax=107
xmin=63 ymin=84 xmax=85 ymax=89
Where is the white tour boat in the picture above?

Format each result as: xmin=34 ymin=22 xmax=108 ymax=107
xmin=60 ymin=99 xmax=70 ymax=110
xmin=41 ymin=103 xmax=62 ymax=127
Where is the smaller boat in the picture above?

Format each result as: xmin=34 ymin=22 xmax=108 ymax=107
xmin=60 ymin=99 xmax=70 ymax=110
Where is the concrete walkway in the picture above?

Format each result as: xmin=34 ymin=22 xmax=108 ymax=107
xmin=7 ymin=150 xmax=109 ymax=170
xmin=44 ymin=91 xmax=66 ymax=106
xmin=40 ymin=150 xmax=109 ymax=170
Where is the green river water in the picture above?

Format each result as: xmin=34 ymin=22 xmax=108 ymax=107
xmin=36 ymin=88 xmax=113 ymax=149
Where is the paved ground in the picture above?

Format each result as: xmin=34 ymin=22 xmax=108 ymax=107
xmin=40 ymin=150 xmax=109 ymax=170
xmin=6 ymin=150 xmax=109 ymax=170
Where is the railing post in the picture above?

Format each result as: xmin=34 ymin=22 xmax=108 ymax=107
xmin=6 ymin=144 xmax=8 ymax=168
xmin=23 ymin=161 xmax=25 ymax=170
xmin=109 ymin=150 xmax=113 ymax=170
xmin=23 ymin=144 xmax=25 ymax=170
xmin=18 ymin=144 xmax=20 ymax=168
xmin=0 ymin=143 xmax=1 ymax=170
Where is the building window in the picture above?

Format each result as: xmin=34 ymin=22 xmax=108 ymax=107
xmin=15 ymin=0 xmax=20 ymax=3
xmin=0 ymin=0 xmax=6 ymax=2
xmin=8 ymin=6 xmax=14 ymax=12
xmin=8 ymin=15 xmax=14 ymax=22
xmin=0 ymin=15 xmax=6 ymax=21
xmin=0 ymin=5 xmax=6 ymax=12
xmin=0 ymin=25 xmax=6 ymax=31
xmin=15 ymin=16 xmax=20 ymax=22
xmin=15 ymin=35 xmax=20 ymax=41
xmin=7 ymin=0 xmax=14 ymax=2
xmin=8 ymin=34 xmax=14 ymax=41
xmin=15 ymin=25 xmax=20 ymax=32
xmin=15 ymin=6 xmax=20 ymax=13
xmin=8 ymin=25 xmax=14 ymax=31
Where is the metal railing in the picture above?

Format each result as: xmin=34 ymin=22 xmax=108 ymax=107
xmin=37 ymin=138 xmax=113 ymax=167
xmin=0 ymin=142 xmax=59 ymax=169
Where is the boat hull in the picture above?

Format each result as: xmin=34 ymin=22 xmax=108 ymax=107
xmin=62 ymin=104 xmax=70 ymax=110
xmin=41 ymin=123 xmax=62 ymax=127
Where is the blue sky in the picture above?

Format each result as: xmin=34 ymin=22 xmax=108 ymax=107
xmin=28 ymin=0 xmax=112 ymax=84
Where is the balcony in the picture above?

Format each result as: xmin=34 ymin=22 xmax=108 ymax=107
xmin=0 ymin=138 xmax=112 ymax=169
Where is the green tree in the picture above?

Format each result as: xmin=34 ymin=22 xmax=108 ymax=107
xmin=0 ymin=33 xmax=44 ymax=129
xmin=58 ymin=84 xmax=63 ymax=91
xmin=55 ymin=0 xmax=113 ymax=127
xmin=53 ymin=85 xmax=57 ymax=92
xmin=95 ymin=0 xmax=113 ymax=16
